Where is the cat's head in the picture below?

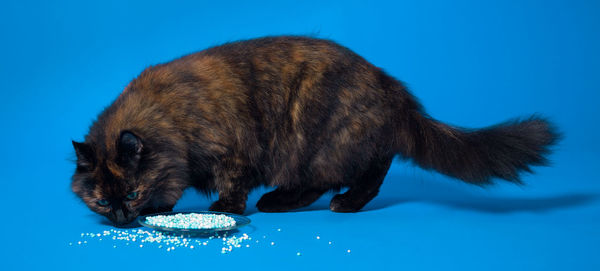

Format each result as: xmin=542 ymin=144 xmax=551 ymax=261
xmin=71 ymin=131 xmax=185 ymax=226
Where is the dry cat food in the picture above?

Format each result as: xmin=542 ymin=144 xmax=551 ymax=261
xmin=145 ymin=213 xmax=236 ymax=229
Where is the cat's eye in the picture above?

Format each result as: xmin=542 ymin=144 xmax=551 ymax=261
xmin=97 ymin=199 xmax=110 ymax=206
xmin=126 ymin=191 xmax=138 ymax=200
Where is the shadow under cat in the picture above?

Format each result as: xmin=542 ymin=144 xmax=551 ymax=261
xmin=292 ymin=175 xmax=598 ymax=214
xmin=246 ymin=173 xmax=597 ymax=215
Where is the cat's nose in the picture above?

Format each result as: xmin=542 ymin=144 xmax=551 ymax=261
xmin=114 ymin=209 xmax=128 ymax=225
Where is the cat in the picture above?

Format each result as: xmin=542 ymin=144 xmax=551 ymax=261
xmin=71 ymin=36 xmax=560 ymax=225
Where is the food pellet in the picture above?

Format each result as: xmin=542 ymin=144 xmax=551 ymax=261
xmin=145 ymin=213 xmax=236 ymax=229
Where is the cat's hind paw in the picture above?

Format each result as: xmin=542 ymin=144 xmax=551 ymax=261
xmin=329 ymin=194 xmax=362 ymax=213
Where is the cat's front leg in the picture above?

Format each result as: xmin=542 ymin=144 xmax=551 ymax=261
xmin=209 ymin=183 xmax=249 ymax=214
xmin=208 ymin=162 xmax=252 ymax=214
xmin=209 ymin=194 xmax=247 ymax=214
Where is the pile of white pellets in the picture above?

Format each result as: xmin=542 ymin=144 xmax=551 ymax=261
xmin=145 ymin=213 xmax=237 ymax=229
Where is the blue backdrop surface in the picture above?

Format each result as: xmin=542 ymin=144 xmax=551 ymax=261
xmin=1 ymin=0 xmax=599 ymax=270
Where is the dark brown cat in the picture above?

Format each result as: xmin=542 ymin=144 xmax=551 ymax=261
xmin=71 ymin=36 xmax=559 ymax=225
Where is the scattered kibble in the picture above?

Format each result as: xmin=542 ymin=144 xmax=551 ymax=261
xmin=145 ymin=213 xmax=236 ymax=229
xmin=70 ymin=229 xmax=250 ymax=254
xmin=70 ymin=227 xmax=350 ymax=256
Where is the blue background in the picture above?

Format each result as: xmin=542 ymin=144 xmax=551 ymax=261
xmin=1 ymin=0 xmax=599 ymax=270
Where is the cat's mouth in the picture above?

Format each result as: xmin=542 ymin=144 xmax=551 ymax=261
xmin=105 ymin=218 xmax=140 ymax=228
xmin=108 ymin=208 xmax=140 ymax=227
xmin=99 ymin=215 xmax=141 ymax=228
xmin=113 ymin=220 xmax=140 ymax=228
xmin=111 ymin=214 xmax=140 ymax=227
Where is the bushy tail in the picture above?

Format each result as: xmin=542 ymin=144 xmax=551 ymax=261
xmin=397 ymin=111 xmax=561 ymax=184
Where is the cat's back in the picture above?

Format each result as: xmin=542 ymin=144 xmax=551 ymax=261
xmin=174 ymin=36 xmax=374 ymax=86
xmin=121 ymin=35 xmax=382 ymax=125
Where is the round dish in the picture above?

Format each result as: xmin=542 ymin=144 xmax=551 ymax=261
xmin=137 ymin=211 xmax=251 ymax=235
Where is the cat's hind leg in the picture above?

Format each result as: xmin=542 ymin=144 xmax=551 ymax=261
xmin=329 ymin=154 xmax=394 ymax=213
xmin=256 ymin=186 xmax=328 ymax=212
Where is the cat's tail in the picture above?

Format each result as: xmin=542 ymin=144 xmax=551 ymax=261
xmin=395 ymin=109 xmax=561 ymax=184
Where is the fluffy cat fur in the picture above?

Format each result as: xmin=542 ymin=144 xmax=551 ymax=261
xmin=71 ymin=36 xmax=560 ymax=225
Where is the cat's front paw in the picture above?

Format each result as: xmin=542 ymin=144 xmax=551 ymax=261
xmin=209 ymin=200 xmax=245 ymax=214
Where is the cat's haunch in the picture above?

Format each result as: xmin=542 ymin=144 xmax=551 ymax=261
xmin=71 ymin=36 xmax=560 ymax=225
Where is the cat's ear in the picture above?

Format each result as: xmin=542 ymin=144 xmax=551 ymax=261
xmin=72 ymin=140 xmax=95 ymax=170
xmin=118 ymin=131 xmax=143 ymax=168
